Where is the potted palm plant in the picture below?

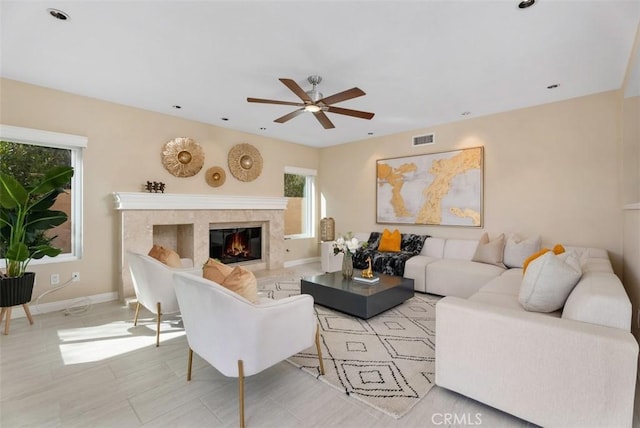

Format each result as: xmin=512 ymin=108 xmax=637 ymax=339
xmin=0 ymin=165 xmax=74 ymax=307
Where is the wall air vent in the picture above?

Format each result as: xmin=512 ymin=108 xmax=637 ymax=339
xmin=412 ymin=133 xmax=435 ymax=147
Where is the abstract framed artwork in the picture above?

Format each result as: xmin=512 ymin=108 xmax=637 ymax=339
xmin=376 ymin=146 xmax=483 ymax=226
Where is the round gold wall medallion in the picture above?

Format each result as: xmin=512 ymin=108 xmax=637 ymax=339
xmin=228 ymin=143 xmax=263 ymax=182
xmin=205 ymin=166 xmax=226 ymax=187
xmin=161 ymin=137 xmax=204 ymax=177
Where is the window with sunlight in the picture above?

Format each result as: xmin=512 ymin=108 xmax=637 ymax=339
xmin=284 ymin=166 xmax=316 ymax=239
xmin=0 ymin=125 xmax=86 ymax=263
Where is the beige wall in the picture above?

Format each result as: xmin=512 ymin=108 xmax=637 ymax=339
xmin=622 ymin=95 xmax=640 ymax=339
xmin=622 ymin=96 xmax=640 ymax=205
xmin=620 ymin=26 xmax=640 ymax=406
xmin=0 ymin=77 xmax=634 ymax=309
xmin=319 ymin=91 xmax=624 ymax=273
xmin=0 ymin=78 xmax=319 ymax=303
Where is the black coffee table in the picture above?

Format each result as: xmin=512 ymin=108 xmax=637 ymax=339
xmin=301 ymin=270 xmax=414 ymax=319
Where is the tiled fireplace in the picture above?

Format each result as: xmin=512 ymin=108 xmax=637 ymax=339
xmin=113 ymin=192 xmax=287 ymax=300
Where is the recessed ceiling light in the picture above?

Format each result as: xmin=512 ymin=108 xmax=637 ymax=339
xmin=172 ymin=105 xmax=182 ymax=109
xmin=547 ymin=84 xmax=559 ymax=89
xmin=47 ymin=8 xmax=70 ymax=20
xmin=518 ymin=0 xmax=536 ymax=9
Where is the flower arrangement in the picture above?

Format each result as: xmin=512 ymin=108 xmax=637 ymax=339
xmin=333 ymin=232 xmax=366 ymax=279
xmin=333 ymin=232 xmax=365 ymax=256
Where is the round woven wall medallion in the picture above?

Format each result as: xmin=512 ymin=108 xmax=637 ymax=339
xmin=161 ymin=137 xmax=204 ymax=177
xmin=228 ymin=143 xmax=263 ymax=182
xmin=205 ymin=166 xmax=226 ymax=187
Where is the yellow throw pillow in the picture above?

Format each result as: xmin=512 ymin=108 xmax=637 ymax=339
xmin=148 ymin=244 xmax=182 ymax=268
xmin=378 ymin=228 xmax=401 ymax=252
xmin=221 ymin=266 xmax=258 ymax=303
xmin=522 ymin=244 xmax=565 ymax=274
xmin=202 ymin=258 xmax=234 ymax=284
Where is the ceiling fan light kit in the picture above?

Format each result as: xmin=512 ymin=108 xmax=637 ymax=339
xmin=304 ymin=105 xmax=321 ymax=113
xmin=247 ymin=75 xmax=375 ymax=129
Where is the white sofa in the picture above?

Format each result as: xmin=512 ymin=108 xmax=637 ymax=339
xmin=326 ymin=234 xmax=638 ymax=426
xmin=408 ymin=238 xmax=638 ymax=428
xmin=404 ymin=237 xmax=506 ymax=297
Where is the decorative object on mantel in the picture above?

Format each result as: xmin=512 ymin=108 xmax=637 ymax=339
xmin=205 ymin=166 xmax=226 ymax=188
xmin=161 ymin=137 xmax=204 ymax=177
xmin=228 ymin=143 xmax=263 ymax=182
xmin=144 ymin=181 xmax=165 ymax=193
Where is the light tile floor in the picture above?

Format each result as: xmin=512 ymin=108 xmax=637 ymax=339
xmin=0 ymin=263 xmax=545 ymax=427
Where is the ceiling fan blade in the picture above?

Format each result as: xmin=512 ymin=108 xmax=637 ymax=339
xmin=313 ymin=111 xmax=335 ymax=129
xmin=318 ymin=87 xmax=365 ymax=105
xmin=279 ymin=78 xmax=312 ymax=102
xmin=326 ymin=106 xmax=375 ymax=120
xmin=247 ymin=97 xmax=305 ymax=107
xmin=274 ymin=108 xmax=305 ymax=124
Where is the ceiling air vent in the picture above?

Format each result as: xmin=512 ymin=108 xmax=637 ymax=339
xmin=412 ymin=133 xmax=434 ymax=147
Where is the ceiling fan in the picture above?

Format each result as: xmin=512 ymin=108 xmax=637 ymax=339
xmin=247 ymin=75 xmax=375 ymax=129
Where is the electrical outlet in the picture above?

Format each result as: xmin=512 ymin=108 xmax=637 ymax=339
xmin=72 ymin=272 xmax=80 ymax=282
xmin=50 ymin=274 xmax=60 ymax=285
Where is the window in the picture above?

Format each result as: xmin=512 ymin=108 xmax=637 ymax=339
xmin=284 ymin=166 xmax=316 ymax=239
xmin=0 ymin=125 xmax=86 ymax=263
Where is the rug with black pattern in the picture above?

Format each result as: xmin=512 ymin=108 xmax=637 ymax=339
xmin=257 ymin=275 xmax=439 ymax=419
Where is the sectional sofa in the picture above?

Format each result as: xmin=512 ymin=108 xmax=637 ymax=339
xmin=321 ymin=233 xmax=638 ymax=427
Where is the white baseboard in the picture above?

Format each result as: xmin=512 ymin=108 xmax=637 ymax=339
xmin=9 ymin=292 xmax=119 ymax=319
xmin=284 ymin=257 xmax=320 ymax=268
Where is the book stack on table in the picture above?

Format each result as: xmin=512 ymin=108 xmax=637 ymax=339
xmin=353 ymin=276 xmax=380 ymax=284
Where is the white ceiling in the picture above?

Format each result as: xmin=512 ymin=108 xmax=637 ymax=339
xmin=1 ymin=1 xmax=639 ymax=148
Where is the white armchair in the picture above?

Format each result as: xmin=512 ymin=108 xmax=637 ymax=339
xmin=172 ymin=271 xmax=324 ymax=428
xmin=126 ymin=251 xmax=198 ymax=347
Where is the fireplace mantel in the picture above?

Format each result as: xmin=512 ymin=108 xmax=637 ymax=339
xmin=113 ymin=192 xmax=287 ymax=301
xmin=113 ymin=192 xmax=288 ymax=211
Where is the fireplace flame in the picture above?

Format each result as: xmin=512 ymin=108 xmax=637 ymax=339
xmin=225 ymin=232 xmax=249 ymax=257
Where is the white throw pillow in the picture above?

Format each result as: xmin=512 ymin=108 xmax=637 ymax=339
xmin=472 ymin=232 xmax=506 ymax=267
xmin=503 ymin=233 xmax=541 ymax=268
xmin=519 ymin=251 xmax=582 ymax=312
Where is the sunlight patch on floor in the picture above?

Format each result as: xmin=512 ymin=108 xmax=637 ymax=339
xmin=57 ymin=321 xmax=184 ymax=364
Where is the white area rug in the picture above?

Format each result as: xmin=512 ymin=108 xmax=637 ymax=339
xmin=258 ymin=275 xmax=439 ymax=419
